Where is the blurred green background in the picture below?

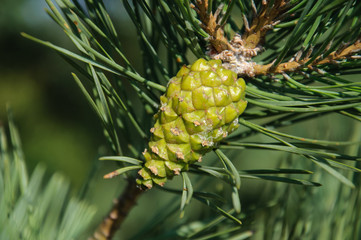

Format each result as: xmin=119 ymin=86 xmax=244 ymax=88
xmin=1 ymin=0 xmax=98 ymax=188
xmin=0 ymin=2 xmax=161 ymax=237
xmin=0 ymin=0 xmax=137 ymax=189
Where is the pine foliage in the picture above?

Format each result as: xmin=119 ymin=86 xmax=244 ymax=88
xmin=15 ymin=0 xmax=361 ymax=239
xmin=0 ymin=111 xmax=96 ymax=240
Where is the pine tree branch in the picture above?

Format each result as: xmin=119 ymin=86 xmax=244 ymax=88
xmin=89 ymin=179 xmax=143 ymax=240
xmin=201 ymin=1 xmax=361 ymax=77
xmin=241 ymin=0 xmax=289 ymax=49
xmin=253 ymin=40 xmax=361 ymax=75
xmin=200 ymin=0 xmax=296 ymax=76
xmin=192 ymin=0 xmax=290 ymax=55
xmin=191 ymin=0 xmax=232 ymax=52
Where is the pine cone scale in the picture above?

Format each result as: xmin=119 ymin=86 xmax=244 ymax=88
xmin=137 ymin=59 xmax=247 ymax=188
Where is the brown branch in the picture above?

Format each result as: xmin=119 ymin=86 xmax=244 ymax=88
xmin=241 ymin=0 xmax=289 ymax=49
xmin=192 ymin=1 xmax=291 ymax=56
xmin=193 ymin=1 xmax=361 ymax=78
xmin=89 ymin=179 xmax=143 ymax=240
xmin=192 ymin=0 xmax=232 ymax=52
xmin=253 ymin=40 xmax=361 ymax=75
xmin=203 ymin=0 xmax=296 ymax=76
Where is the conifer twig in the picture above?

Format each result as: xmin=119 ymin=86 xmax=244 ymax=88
xmin=202 ymin=0 xmax=293 ymax=76
xmin=241 ymin=0 xmax=288 ymax=49
xmin=191 ymin=0 xmax=232 ymax=52
xmin=253 ymin=40 xmax=361 ymax=75
xmin=193 ymin=0 xmax=290 ymax=57
xmin=200 ymin=1 xmax=361 ymax=78
xmin=89 ymin=179 xmax=143 ymax=240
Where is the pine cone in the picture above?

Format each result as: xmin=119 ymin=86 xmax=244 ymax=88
xmin=137 ymin=59 xmax=247 ymax=188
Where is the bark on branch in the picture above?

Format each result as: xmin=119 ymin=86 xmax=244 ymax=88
xmin=253 ymin=40 xmax=361 ymax=75
xmin=193 ymin=1 xmax=361 ymax=77
xmin=192 ymin=0 xmax=232 ymax=52
xmin=241 ymin=0 xmax=289 ymax=49
xmin=89 ymin=179 xmax=143 ymax=240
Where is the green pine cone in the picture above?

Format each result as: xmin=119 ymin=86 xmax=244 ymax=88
xmin=137 ymin=58 xmax=247 ymax=189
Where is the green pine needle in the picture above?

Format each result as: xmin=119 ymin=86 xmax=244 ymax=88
xmin=0 ymin=119 xmax=96 ymax=240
